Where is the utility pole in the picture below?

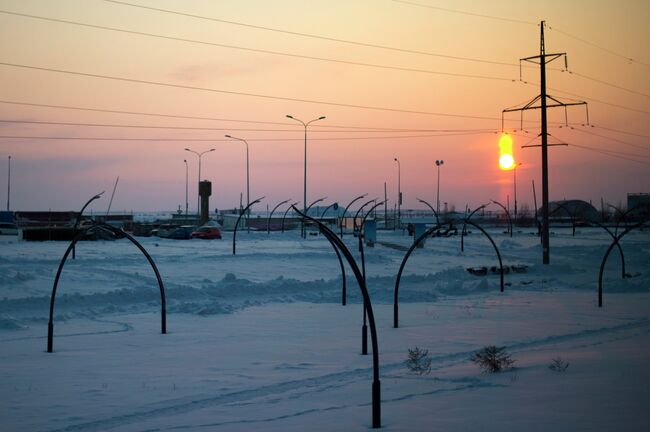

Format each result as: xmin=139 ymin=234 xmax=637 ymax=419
xmin=6 ymin=155 xmax=10 ymax=211
xmin=502 ymin=21 xmax=587 ymax=264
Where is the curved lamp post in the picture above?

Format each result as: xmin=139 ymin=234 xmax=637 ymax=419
xmin=491 ymin=199 xmax=513 ymax=237
xmin=358 ymin=200 xmax=385 ymax=355
xmin=598 ymin=220 xmax=648 ymax=307
xmin=267 ymin=199 xmax=291 ymax=234
xmin=183 ymin=159 xmax=189 ymax=219
xmin=394 ymin=217 xmax=504 ymax=328
xmin=320 ymin=202 xmax=337 ymax=219
xmin=354 ymin=199 xmax=377 ymax=233
xmin=48 ymin=222 xmax=167 ymax=352
xmin=72 ymin=191 xmax=105 ymax=260
xmin=416 ymin=197 xmax=440 ymax=226
xmin=341 ymin=193 xmax=367 ymax=237
xmin=303 ymin=196 xmax=327 ymax=237
xmin=281 ymin=201 xmax=299 ymax=233
xmin=461 ymin=203 xmax=489 ymax=252
xmin=293 ymin=206 xmax=382 ymax=428
xmin=184 ymin=147 xmax=215 ymax=218
xmin=233 ymin=196 xmax=264 ymax=255
xmin=286 ymin=114 xmax=326 ymax=238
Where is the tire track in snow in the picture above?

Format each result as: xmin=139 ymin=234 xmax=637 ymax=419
xmin=44 ymin=317 xmax=650 ymax=432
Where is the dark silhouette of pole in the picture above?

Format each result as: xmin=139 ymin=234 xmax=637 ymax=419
xmin=72 ymin=191 xmax=105 ymax=260
xmin=358 ymin=201 xmax=385 ymax=355
xmin=341 ymin=193 xmax=367 ymax=237
xmin=598 ymin=221 xmax=648 ymax=307
xmin=48 ymin=222 xmax=166 ymax=353
xmin=586 ymin=218 xmax=627 ymax=279
xmin=435 ymin=160 xmax=444 ymax=215
xmin=293 ymin=206 xmax=381 ymax=428
xmin=281 ymin=201 xmax=299 ymax=233
xmin=491 ymin=199 xmax=513 ymax=237
xmin=304 ymin=196 xmax=326 ymax=236
xmin=502 ymin=21 xmax=587 ymax=264
xmin=233 ymin=196 xmax=264 ymax=255
xmin=6 ymin=155 xmax=10 ymax=211
xmin=394 ymin=218 xmax=504 ymax=328
xmin=225 ymin=134 xmax=251 ymax=231
xmin=286 ymin=114 xmax=326 ymax=238
xmin=320 ymin=202 xmax=337 ymax=219
xmin=416 ymin=197 xmax=440 ymax=226
xmin=354 ymin=199 xmax=376 ymax=232
xmin=185 ymin=148 xmax=215 ymax=218
xmin=461 ymin=203 xmax=488 ymax=252
xmin=183 ymin=159 xmax=189 ymax=219
xmin=394 ymin=158 xmax=401 ymax=227
xmin=267 ymin=199 xmax=291 ymax=234
xmin=513 ymin=162 xmax=522 ymax=222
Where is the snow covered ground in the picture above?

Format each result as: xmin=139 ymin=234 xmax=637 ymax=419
xmin=1 ymin=226 xmax=649 ymax=431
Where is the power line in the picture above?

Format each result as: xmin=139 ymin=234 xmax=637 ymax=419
xmin=0 ymin=10 xmax=516 ymax=83
xmin=562 ymin=70 xmax=650 ymax=99
xmin=0 ymin=62 xmax=503 ymax=121
xmin=567 ymin=125 xmax=650 ymax=152
xmin=0 ymin=131 xmax=493 ymax=142
xmin=590 ymin=124 xmax=650 ymax=140
xmin=391 ymin=0 xmax=536 ymax=25
xmin=0 ymin=99 xmax=496 ymax=131
xmin=548 ymin=25 xmax=650 ymax=69
xmin=100 ymin=0 xmax=519 ymax=68
xmin=550 ymin=133 xmax=650 ymax=165
xmin=0 ymin=118 xmax=493 ymax=134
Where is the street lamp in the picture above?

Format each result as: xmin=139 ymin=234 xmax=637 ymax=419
xmin=513 ymin=162 xmax=522 ymax=220
xmin=184 ymin=148 xmax=215 ymax=217
xmin=394 ymin=158 xmax=401 ymax=228
xmin=6 ymin=155 xmax=10 ymax=211
xmin=183 ymin=159 xmax=188 ymax=219
xmin=286 ymin=114 xmax=326 ymax=238
xmin=225 ymin=134 xmax=251 ymax=218
xmin=435 ymin=160 xmax=444 ymax=215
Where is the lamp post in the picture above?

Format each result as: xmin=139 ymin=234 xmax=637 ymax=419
xmin=184 ymin=148 xmax=215 ymax=218
xmin=435 ymin=160 xmax=444 ymax=215
xmin=341 ymin=193 xmax=367 ymax=237
xmin=224 ymin=135 xmax=250 ymax=215
xmin=6 ymin=155 xmax=10 ymax=211
xmin=513 ymin=162 xmax=522 ymax=221
xmin=286 ymin=114 xmax=326 ymax=238
xmin=183 ymin=159 xmax=188 ymax=219
xmin=394 ymin=158 xmax=401 ymax=229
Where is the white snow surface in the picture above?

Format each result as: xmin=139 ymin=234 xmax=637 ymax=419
xmin=1 ymin=227 xmax=649 ymax=431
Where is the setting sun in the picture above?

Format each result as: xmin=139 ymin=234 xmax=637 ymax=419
xmin=498 ymin=133 xmax=515 ymax=170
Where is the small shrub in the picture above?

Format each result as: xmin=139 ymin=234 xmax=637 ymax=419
xmin=470 ymin=345 xmax=515 ymax=373
xmin=405 ymin=347 xmax=432 ymax=375
xmin=548 ymin=356 xmax=570 ymax=372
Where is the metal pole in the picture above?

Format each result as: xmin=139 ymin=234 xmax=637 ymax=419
xmin=185 ymin=148 xmax=215 ymax=220
xmin=435 ymin=160 xmax=444 ymax=215
xmin=340 ymin=194 xmax=367 ymax=238
xmin=540 ymin=21 xmax=550 ymax=264
xmin=394 ymin=158 xmax=400 ymax=227
xmin=184 ymin=159 xmax=188 ymax=219
xmin=286 ymin=115 xmax=326 ymax=238
xmin=6 ymin=155 xmax=10 ymax=211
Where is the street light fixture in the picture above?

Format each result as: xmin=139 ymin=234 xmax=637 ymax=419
xmin=286 ymin=114 xmax=326 ymax=238
xmin=435 ymin=160 xmax=444 ymax=215
xmin=225 ymin=134 xmax=251 ymax=221
xmin=394 ymin=158 xmax=401 ymax=229
xmin=183 ymin=159 xmax=188 ymax=219
xmin=184 ymin=148 xmax=215 ymax=218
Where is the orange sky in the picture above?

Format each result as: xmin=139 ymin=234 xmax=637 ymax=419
xmin=0 ymin=0 xmax=649 ymax=212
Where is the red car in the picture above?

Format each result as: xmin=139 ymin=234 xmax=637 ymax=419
xmin=190 ymin=226 xmax=222 ymax=240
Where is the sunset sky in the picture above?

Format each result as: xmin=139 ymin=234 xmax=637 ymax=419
xmin=1 ymin=0 xmax=648 ymax=213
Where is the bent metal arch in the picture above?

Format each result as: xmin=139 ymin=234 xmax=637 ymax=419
xmin=598 ymin=220 xmax=648 ymax=307
xmin=394 ymin=218 xmax=504 ymax=328
xmin=294 ymin=206 xmax=382 ymax=429
xmin=47 ymin=222 xmax=167 ymax=353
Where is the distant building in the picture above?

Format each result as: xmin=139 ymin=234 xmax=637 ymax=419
xmin=545 ymin=200 xmax=599 ymax=222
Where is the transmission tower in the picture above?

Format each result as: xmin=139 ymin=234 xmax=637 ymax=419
xmin=502 ymin=20 xmax=588 ymax=264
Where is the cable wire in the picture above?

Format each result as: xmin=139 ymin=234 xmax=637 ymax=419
xmin=391 ymin=0 xmax=536 ymax=25
xmin=0 ymin=62 xmax=503 ymax=121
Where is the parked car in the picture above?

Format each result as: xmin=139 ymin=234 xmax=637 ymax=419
xmin=168 ymin=225 xmax=195 ymax=240
xmin=190 ymin=226 xmax=222 ymax=240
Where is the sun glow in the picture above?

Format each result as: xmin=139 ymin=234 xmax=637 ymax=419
xmin=498 ymin=133 xmax=515 ymax=170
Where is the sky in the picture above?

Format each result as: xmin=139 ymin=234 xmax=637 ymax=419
xmin=0 ymin=0 xmax=649 ymax=213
